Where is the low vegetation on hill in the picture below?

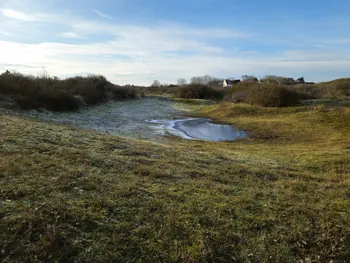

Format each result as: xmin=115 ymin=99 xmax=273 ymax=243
xmin=226 ymin=83 xmax=310 ymax=107
xmin=1 ymin=71 xmax=349 ymax=110
xmin=292 ymin=78 xmax=350 ymax=99
xmin=225 ymin=77 xmax=349 ymax=107
xmin=146 ymin=75 xmax=350 ymax=107
xmin=0 ymin=71 xmax=136 ymax=111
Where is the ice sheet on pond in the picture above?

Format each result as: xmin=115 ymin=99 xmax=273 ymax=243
xmin=147 ymin=118 xmax=247 ymax=141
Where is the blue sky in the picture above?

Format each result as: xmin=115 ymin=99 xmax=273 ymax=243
xmin=1 ymin=0 xmax=350 ymax=85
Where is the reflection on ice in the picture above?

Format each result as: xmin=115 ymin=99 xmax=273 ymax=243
xmin=147 ymin=118 xmax=247 ymax=141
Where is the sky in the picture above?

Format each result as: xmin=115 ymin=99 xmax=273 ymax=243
xmin=0 ymin=0 xmax=350 ymax=85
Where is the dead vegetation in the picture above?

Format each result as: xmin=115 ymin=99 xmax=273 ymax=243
xmin=0 ymin=71 xmax=136 ymax=111
xmin=1 ymin=100 xmax=350 ymax=262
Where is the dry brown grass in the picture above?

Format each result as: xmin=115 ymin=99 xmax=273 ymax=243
xmin=227 ymin=82 xmax=309 ymax=107
xmin=226 ymin=78 xmax=350 ymax=107
xmin=292 ymin=78 xmax=350 ymax=99
xmin=1 ymin=99 xmax=350 ymax=262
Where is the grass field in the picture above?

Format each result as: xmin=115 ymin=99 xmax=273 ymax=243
xmin=1 ymin=101 xmax=349 ymax=262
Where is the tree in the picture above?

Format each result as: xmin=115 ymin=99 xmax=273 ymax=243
xmin=207 ymin=77 xmax=223 ymax=87
xmin=177 ymin=78 xmax=187 ymax=86
xmin=190 ymin=76 xmax=201 ymax=84
xmin=190 ymin=75 xmax=221 ymax=86
xmin=192 ymin=75 xmax=211 ymax=85
xmin=151 ymin=80 xmax=161 ymax=87
xmin=242 ymin=75 xmax=258 ymax=82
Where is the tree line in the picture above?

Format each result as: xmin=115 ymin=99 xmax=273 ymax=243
xmin=151 ymin=74 xmax=313 ymax=87
xmin=151 ymin=75 xmax=224 ymax=88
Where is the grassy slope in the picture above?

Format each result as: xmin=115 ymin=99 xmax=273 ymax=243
xmin=0 ymin=102 xmax=350 ymax=263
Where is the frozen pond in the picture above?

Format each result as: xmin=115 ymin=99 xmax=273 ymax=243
xmin=148 ymin=118 xmax=247 ymax=141
xmin=3 ymin=97 xmax=246 ymax=142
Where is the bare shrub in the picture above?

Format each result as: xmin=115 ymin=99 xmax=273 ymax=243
xmin=0 ymin=71 xmax=136 ymax=111
xmin=178 ymin=84 xmax=224 ymax=100
xmin=228 ymin=83 xmax=309 ymax=107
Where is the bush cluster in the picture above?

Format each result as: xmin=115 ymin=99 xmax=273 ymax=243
xmin=228 ymin=83 xmax=311 ymax=107
xmin=178 ymin=83 xmax=224 ymax=100
xmin=0 ymin=72 xmax=136 ymax=111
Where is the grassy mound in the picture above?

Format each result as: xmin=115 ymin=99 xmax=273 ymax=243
xmin=225 ymin=78 xmax=350 ymax=107
xmin=0 ymin=72 xmax=136 ymax=111
xmin=1 ymin=101 xmax=349 ymax=262
xmin=290 ymin=80 xmax=350 ymax=100
xmin=227 ymin=83 xmax=309 ymax=107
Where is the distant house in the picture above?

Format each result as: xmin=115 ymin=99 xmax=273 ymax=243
xmin=223 ymin=79 xmax=240 ymax=87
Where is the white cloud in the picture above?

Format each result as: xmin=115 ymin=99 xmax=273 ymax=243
xmin=67 ymin=22 xmax=242 ymax=58
xmin=0 ymin=8 xmax=38 ymax=21
xmin=0 ymin=30 xmax=11 ymax=36
xmin=61 ymin=32 xmax=83 ymax=39
xmin=91 ymin=9 xmax=114 ymax=19
xmin=72 ymin=21 xmax=248 ymax=40
xmin=280 ymin=50 xmax=350 ymax=62
xmin=0 ymin=5 xmax=349 ymax=84
xmin=1 ymin=38 xmax=350 ymax=85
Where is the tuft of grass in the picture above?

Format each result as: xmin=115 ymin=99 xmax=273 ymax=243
xmin=0 ymin=71 xmax=137 ymax=111
xmin=1 ymin=100 xmax=350 ymax=262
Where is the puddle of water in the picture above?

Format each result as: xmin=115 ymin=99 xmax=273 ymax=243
xmin=147 ymin=118 xmax=247 ymax=141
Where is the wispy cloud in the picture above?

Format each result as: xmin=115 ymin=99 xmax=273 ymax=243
xmin=0 ymin=3 xmax=349 ymax=84
xmin=2 ymin=38 xmax=350 ymax=84
xmin=280 ymin=50 xmax=350 ymax=62
xmin=61 ymin=32 xmax=83 ymax=39
xmin=0 ymin=8 xmax=37 ymax=21
xmin=91 ymin=9 xmax=114 ymax=19
xmin=0 ymin=30 xmax=11 ymax=36
xmin=72 ymin=21 xmax=248 ymax=40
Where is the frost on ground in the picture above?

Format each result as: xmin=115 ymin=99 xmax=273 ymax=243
xmin=4 ymin=98 xmax=184 ymax=141
xmin=3 ymin=97 xmax=246 ymax=142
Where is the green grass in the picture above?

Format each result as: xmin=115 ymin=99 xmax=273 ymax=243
xmin=0 ymin=101 xmax=350 ymax=262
